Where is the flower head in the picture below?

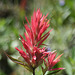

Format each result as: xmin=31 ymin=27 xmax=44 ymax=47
xmin=15 ymin=9 xmax=52 ymax=68
xmin=48 ymin=52 xmax=64 ymax=71
xmin=42 ymin=51 xmax=64 ymax=74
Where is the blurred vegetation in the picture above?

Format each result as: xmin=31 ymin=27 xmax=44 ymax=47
xmin=0 ymin=0 xmax=75 ymax=75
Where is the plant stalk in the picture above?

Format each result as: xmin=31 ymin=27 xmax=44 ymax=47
xmin=33 ymin=68 xmax=35 ymax=75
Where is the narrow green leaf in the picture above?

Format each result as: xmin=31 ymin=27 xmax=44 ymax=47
xmin=47 ymin=70 xmax=60 ymax=75
xmin=4 ymin=51 xmax=33 ymax=72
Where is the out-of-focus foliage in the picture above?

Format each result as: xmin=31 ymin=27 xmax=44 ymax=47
xmin=0 ymin=0 xmax=75 ymax=75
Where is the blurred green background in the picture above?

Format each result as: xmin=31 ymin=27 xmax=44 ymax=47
xmin=0 ymin=0 xmax=75 ymax=75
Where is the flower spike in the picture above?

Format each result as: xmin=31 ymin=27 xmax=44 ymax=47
xmin=5 ymin=8 xmax=64 ymax=75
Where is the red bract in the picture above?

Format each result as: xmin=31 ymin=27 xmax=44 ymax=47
xmin=15 ymin=9 xmax=52 ymax=68
xmin=48 ymin=52 xmax=64 ymax=71
xmin=42 ymin=52 xmax=64 ymax=72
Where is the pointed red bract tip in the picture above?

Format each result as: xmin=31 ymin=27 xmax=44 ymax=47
xmin=15 ymin=47 xmax=20 ymax=51
xmin=49 ymin=68 xmax=65 ymax=71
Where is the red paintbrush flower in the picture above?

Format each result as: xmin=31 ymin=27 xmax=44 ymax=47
xmin=42 ymin=51 xmax=64 ymax=74
xmin=48 ymin=52 xmax=64 ymax=71
xmin=15 ymin=8 xmax=52 ymax=68
xmin=5 ymin=8 xmax=64 ymax=75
